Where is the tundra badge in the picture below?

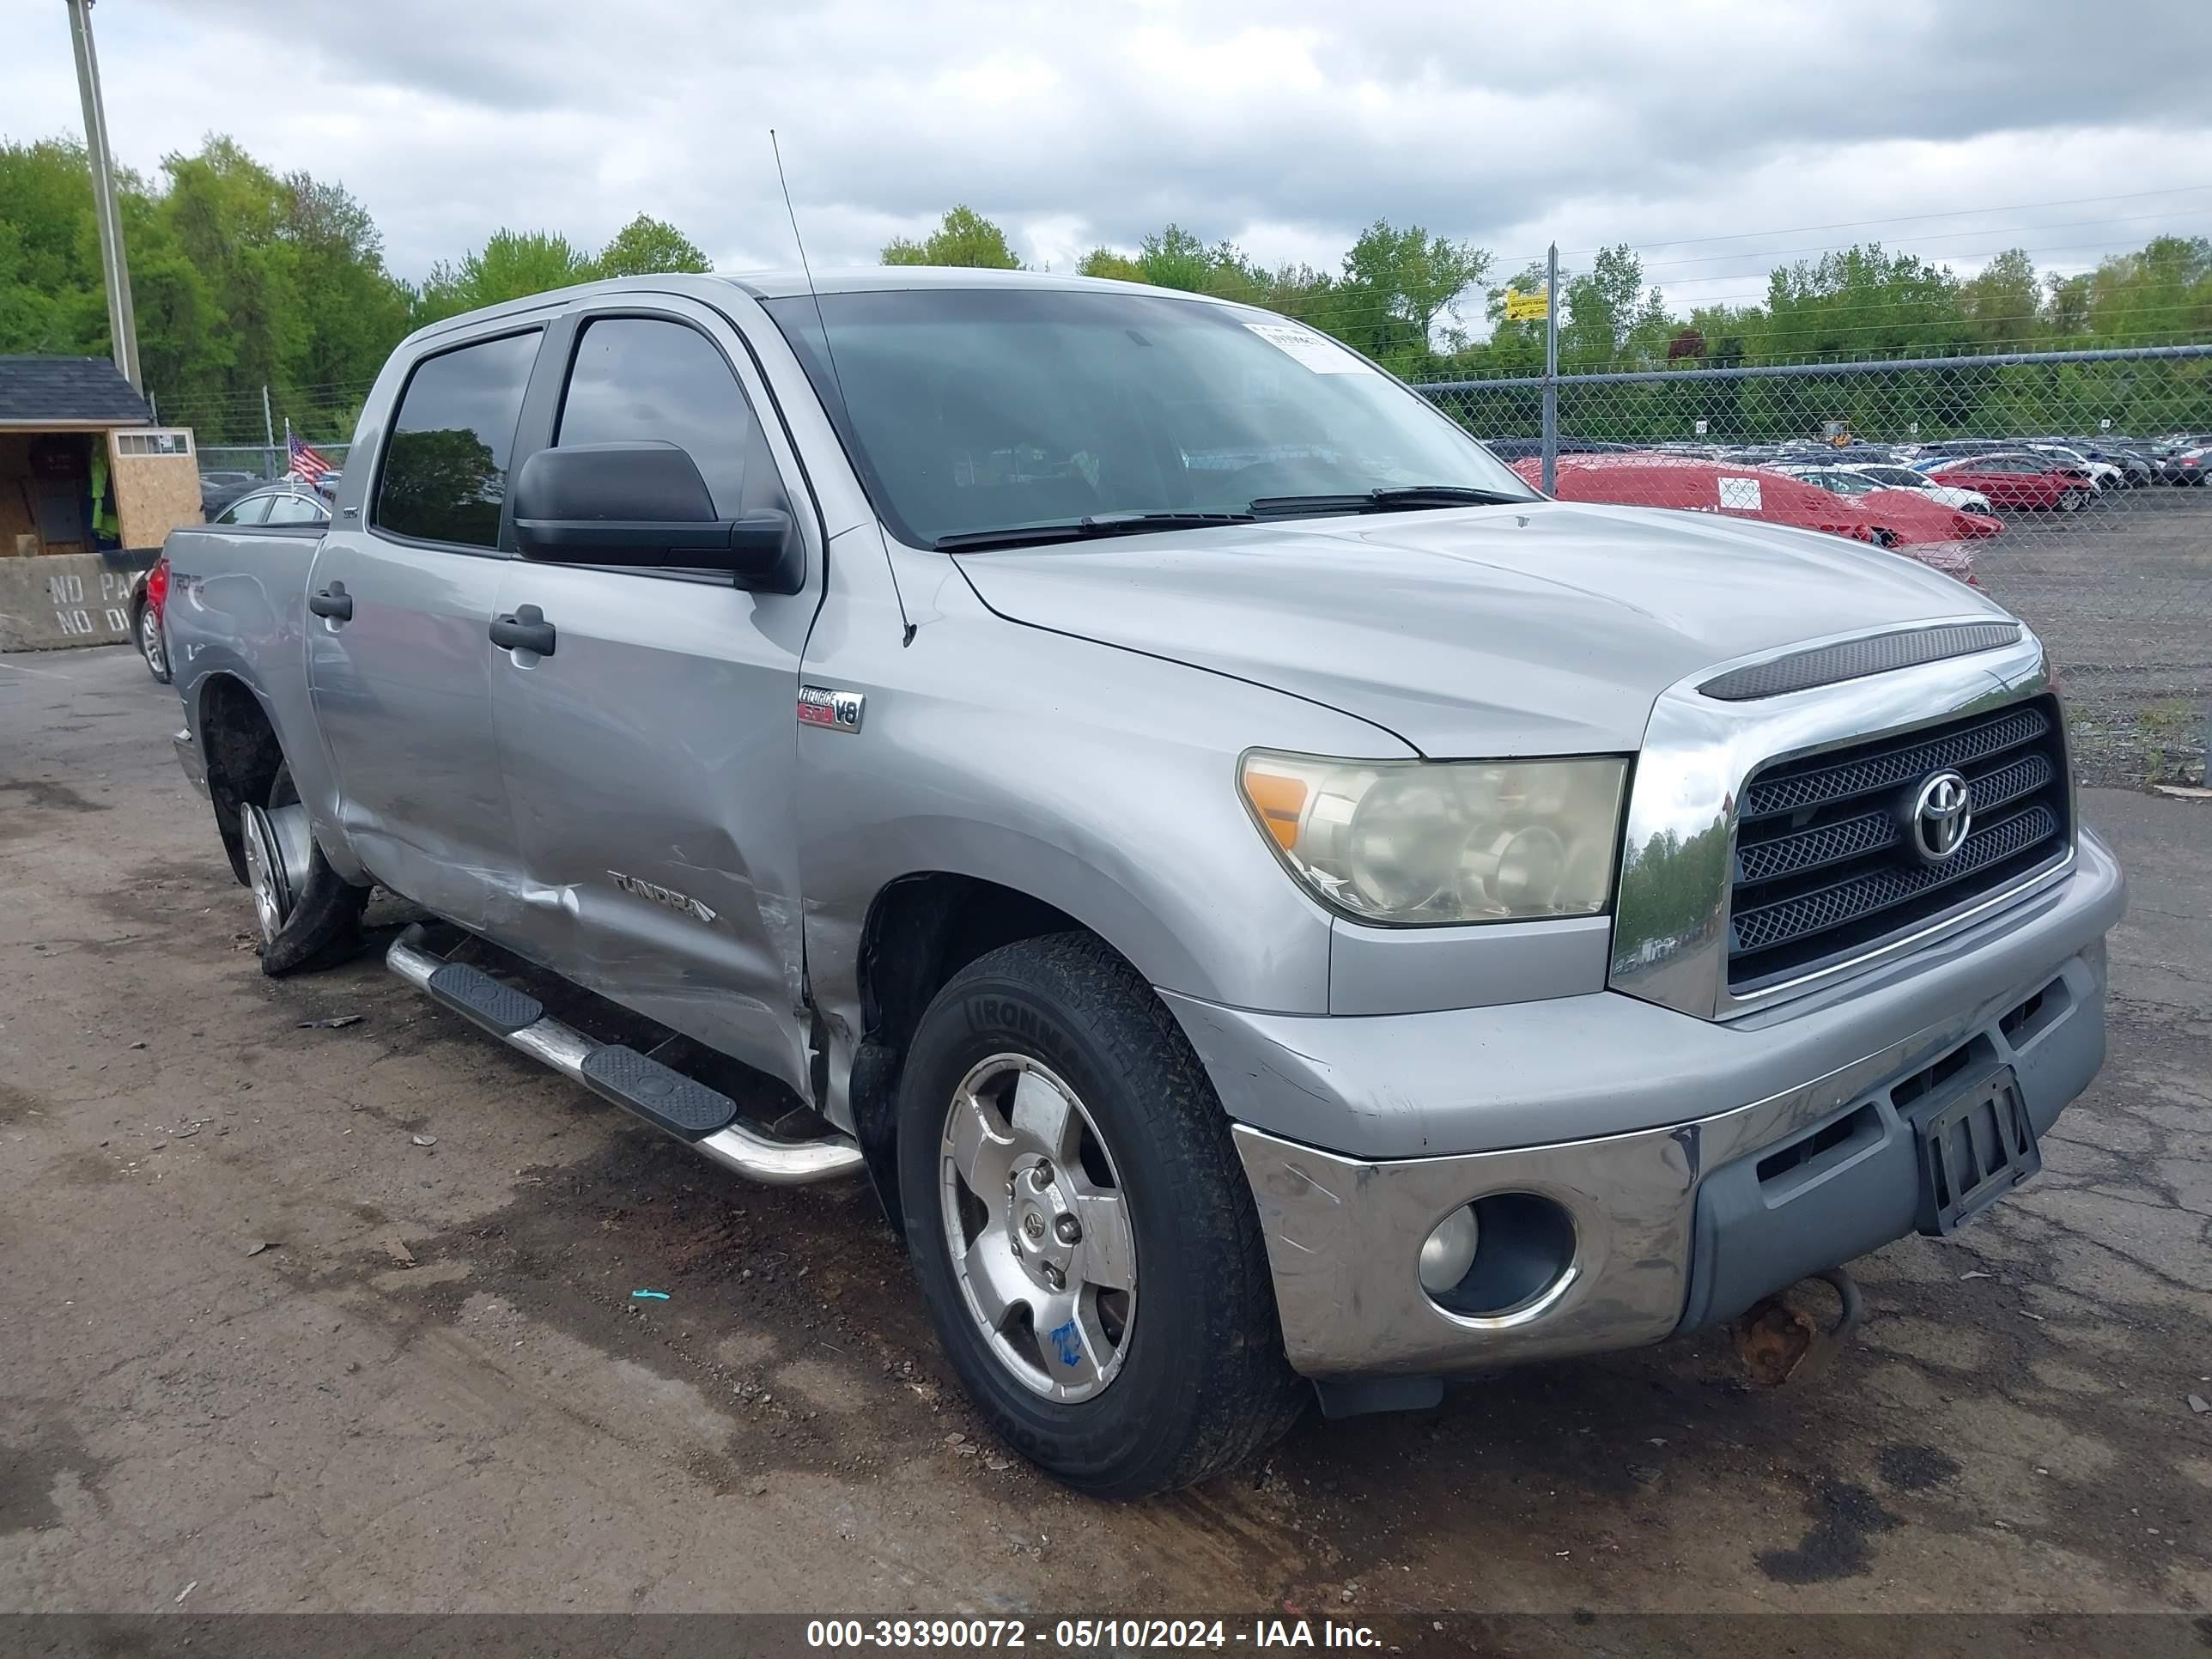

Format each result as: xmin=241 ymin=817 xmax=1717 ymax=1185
xmin=798 ymin=685 xmax=865 ymax=733
xmin=606 ymin=872 xmax=716 ymax=925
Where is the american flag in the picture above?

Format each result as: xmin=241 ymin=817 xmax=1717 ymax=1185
xmin=287 ymin=431 xmax=333 ymax=485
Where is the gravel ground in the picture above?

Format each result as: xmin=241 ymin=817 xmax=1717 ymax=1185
xmin=3 ymin=644 xmax=2209 ymax=1623
xmin=1973 ymin=484 xmax=2212 ymax=786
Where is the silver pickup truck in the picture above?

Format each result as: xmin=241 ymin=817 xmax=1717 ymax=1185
xmin=162 ymin=269 xmax=2124 ymax=1496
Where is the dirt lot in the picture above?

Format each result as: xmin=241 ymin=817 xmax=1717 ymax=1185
xmin=1974 ymin=484 xmax=2212 ymax=787
xmin=3 ymin=643 xmax=2209 ymax=1620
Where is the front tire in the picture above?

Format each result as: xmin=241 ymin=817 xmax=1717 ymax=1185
xmin=2057 ymin=489 xmax=2087 ymax=513
xmin=897 ymin=933 xmax=1304 ymax=1497
xmin=244 ymin=761 xmax=368 ymax=976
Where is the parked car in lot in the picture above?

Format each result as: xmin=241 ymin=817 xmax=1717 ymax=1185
xmin=1807 ymin=461 xmax=1996 ymax=516
xmin=2160 ymin=443 xmax=2208 ymax=484
xmin=1918 ymin=453 xmax=2099 ymax=512
xmin=198 ymin=470 xmax=260 ymax=518
xmin=205 ymin=482 xmax=335 ymax=528
xmin=1516 ymin=453 xmax=1984 ymax=580
xmin=2021 ymin=442 xmax=2125 ymax=492
xmin=160 ymin=270 xmax=2124 ymax=1496
xmin=1515 ymin=453 xmax=1880 ymax=541
xmin=1769 ymin=465 xmax=1996 ymax=580
xmin=2049 ymin=439 xmax=2154 ymax=489
xmin=127 ymin=551 xmax=172 ymax=684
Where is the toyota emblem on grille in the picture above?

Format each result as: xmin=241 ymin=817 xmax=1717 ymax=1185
xmin=1907 ymin=769 xmax=1973 ymax=863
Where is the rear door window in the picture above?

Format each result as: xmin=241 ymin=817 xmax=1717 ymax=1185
xmin=374 ymin=330 xmax=541 ymax=548
xmin=217 ymin=494 xmax=272 ymax=526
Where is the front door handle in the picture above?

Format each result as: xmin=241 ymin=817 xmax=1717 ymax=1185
xmin=307 ymin=580 xmax=353 ymax=621
xmin=489 ymin=604 xmax=556 ymax=656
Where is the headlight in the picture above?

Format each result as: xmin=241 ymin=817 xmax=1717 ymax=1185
xmin=1239 ymin=750 xmax=1628 ymax=925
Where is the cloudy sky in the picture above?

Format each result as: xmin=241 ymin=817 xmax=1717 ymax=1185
xmin=7 ymin=0 xmax=2209 ymax=314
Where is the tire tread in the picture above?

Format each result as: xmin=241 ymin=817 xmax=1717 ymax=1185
xmin=902 ymin=931 xmax=1305 ymax=1496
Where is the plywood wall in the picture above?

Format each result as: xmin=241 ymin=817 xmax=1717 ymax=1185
xmin=110 ymin=434 xmax=204 ymax=548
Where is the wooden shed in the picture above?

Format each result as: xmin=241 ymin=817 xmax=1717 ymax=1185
xmin=0 ymin=356 xmax=204 ymax=652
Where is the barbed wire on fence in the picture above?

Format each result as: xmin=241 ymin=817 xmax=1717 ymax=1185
xmin=1417 ymin=342 xmax=2211 ymax=788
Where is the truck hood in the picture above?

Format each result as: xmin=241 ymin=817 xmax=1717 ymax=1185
xmin=951 ymin=500 xmax=2010 ymax=757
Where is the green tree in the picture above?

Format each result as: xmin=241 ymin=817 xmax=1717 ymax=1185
xmin=880 ymin=206 xmax=1021 ymax=269
xmin=1078 ymin=246 xmax=1147 ymax=283
xmin=0 ymin=139 xmax=109 ymax=354
xmin=415 ymin=228 xmax=597 ymax=324
xmin=596 ymin=212 xmax=712 ymax=276
xmin=1325 ymin=221 xmax=1490 ymax=376
xmin=1559 ymin=245 xmax=1668 ymax=369
xmin=1960 ymin=247 xmax=2041 ymax=349
xmin=1135 ymin=224 xmax=1212 ymax=291
xmin=282 ymin=171 xmax=411 ymax=404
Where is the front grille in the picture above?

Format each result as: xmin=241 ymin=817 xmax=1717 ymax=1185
xmin=1728 ymin=696 xmax=2070 ymax=993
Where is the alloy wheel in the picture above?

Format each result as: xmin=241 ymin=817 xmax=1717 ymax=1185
xmin=938 ymin=1054 xmax=1139 ymax=1402
xmin=139 ymin=607 xmax=166 ymax=677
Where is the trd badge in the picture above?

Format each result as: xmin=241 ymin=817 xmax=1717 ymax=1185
xmin=798 ymin=685 xmax=865 ymax=733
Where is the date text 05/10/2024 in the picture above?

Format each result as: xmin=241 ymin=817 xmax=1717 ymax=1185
xmin=804 ymin=1618 xmax=1385 ymax=1649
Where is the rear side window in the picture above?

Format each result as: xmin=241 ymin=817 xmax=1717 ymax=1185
xmin=556 ymin=317 xmax=780 ymax=516
xmin=375 ymin=330 xmax=540 ymax=547
xmin=217 ymin=494 xmax=271 ymax=526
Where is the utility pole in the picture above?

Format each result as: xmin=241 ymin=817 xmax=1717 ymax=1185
xmin=65 ymin=0 xmax=141 ymax=393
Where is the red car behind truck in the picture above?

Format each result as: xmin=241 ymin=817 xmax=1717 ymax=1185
xmin=1920 ymin=454 xmax=2098 ymax=513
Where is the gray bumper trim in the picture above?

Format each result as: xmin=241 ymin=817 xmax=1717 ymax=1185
xmin=1233 ymin=939 xmax=2108 ymax=1379
xmin=1171 ymin=830 xmax=2123 ymax=1162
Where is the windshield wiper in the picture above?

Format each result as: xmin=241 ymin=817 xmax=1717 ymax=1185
xmin=933 ymin=511 xmax=1255 ymax=551
xmin=1249 ymin=485 xmax=1531 ymax=517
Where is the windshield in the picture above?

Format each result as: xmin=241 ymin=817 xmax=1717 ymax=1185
xmin=763 ymin=287 xmax=1537 ymax=549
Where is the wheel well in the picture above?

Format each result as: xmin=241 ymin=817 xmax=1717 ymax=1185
xmin=198 ymin=675 xmax=282 ymax=886
xmin=848 ymin=873 xmax=1092 ymax=1235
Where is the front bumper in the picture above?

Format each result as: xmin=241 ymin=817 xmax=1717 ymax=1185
xmin=1184 ymin=833 xmax=2123 ymax=1380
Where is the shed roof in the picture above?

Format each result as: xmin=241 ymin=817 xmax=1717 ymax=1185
xmin=0 ymin=356 xmax=152 ymax=428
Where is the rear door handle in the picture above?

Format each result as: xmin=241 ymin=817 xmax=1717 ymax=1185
xmin=489 ymin=604 xmax=556 ymax=656
xmin=307 ymin=581 xmax=353 ymax=621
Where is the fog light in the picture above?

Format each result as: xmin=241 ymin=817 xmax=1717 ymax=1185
xmin=1418 ymin=1205 xmax=1480 ymax=1294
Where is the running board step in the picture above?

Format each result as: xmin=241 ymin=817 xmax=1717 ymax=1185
xmin=580 ymin=1045 xmax=735 ymax=1139
xmin=427 ymin=962 xmax=543 ymax=1035
xmin=386 ymin=924 xmax=863 ymax=1186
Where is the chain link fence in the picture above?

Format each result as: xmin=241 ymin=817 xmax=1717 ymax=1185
xmin=195 ymin=441 xmax=353 ymax=483
xmin=1419 ymin=344 xmax=2212 ymax=787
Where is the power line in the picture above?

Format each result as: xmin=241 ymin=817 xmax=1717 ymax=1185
xmin=1547 ymin=185 xmax=2212 ymax=262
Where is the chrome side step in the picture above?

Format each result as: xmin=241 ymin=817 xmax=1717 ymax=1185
xmin=386 ymin=924 xmax=865 ymax=1187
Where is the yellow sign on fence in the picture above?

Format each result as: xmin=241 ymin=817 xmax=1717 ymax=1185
xmin=1504 ymin=289 xmax=1548 ymax=323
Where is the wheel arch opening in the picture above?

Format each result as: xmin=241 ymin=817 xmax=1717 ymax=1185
xmin=851 ymin=872 xmax=1122 ymax=1237
xmin=197 ymin=673 xmax=283 ymax=886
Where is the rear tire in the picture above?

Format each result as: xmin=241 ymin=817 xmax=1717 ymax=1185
xmin=136 ymin=597 xmax=170 ymax=684
xmin=897 ymin=933 xmax=1305 ymax=1497
xmin=246 ymin=761 xmax=368 ymax=976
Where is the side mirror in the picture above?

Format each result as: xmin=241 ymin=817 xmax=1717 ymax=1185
xmin=511 ymin=440 xmax=803 ymax=593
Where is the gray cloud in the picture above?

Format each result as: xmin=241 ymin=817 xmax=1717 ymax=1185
xmin=5 ymin=0 xmax=2206 ymax=298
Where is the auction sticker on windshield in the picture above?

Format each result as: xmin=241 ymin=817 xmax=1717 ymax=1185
xmin=1243 ymin=321 xmax=1375 ymax=374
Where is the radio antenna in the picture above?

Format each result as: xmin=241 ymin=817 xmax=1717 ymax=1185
xmin=770 ymin=128 xmax=915 ymax=647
